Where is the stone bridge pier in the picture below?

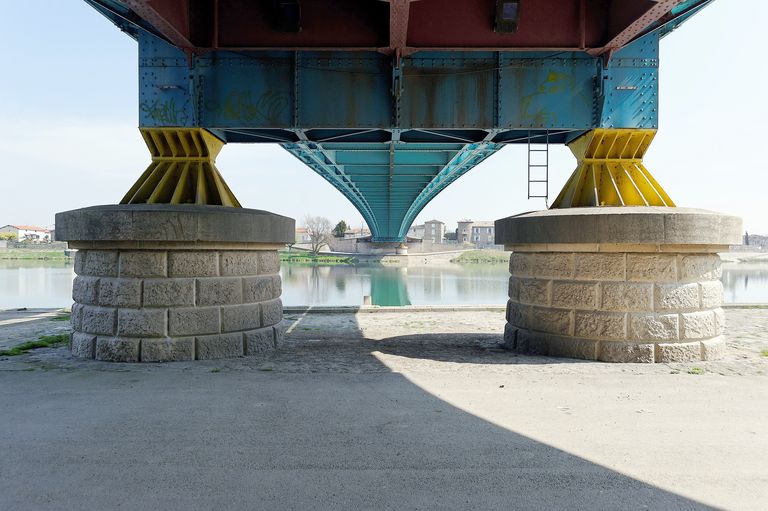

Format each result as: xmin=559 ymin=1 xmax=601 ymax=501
xmin=495 ymin=207 xmax=742 ymax=363
xmin=56 ymin=204 xmax=294 ymax=362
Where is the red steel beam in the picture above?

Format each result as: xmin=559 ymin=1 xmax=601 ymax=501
xmin=590 ymin=0 xmax=687 ymax=55
xmin=114 ymin=0 xmax=688 ymax=55
xmin=124 ymin=0 xmax=194 ymax=49
xmin=388 ymin=0 xmax=411 ymax=56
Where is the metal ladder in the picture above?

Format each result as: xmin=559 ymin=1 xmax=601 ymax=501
xmin=527 ymin=130 xmax=550 ymax=204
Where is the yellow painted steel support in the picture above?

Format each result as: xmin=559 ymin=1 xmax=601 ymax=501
xmin=551 ymin=129 xmax=675 ymax=208
xmin=121 ymin=128 xmax=241 ymax=207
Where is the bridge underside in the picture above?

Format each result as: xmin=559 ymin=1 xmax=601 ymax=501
xmin=84 ymin=0 xmax=712 ymax=241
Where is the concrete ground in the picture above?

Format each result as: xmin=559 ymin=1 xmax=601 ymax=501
xmin=1 ymin=307 xmax=767 ymax=510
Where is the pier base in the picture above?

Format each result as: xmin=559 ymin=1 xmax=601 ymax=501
xmin=495 ymin=207 xmax=742 ymax=362
xmin=55 ymin=204 xmax=294 ymax=362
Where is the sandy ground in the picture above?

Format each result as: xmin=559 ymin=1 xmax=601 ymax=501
xmin=0 ymin=307 xmax=767 ymax=510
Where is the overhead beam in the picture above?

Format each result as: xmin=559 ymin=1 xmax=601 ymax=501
xmin=387 ymin=0 xmax=411 ymax=57
xmin=591 ymin=0 xmax=686 ymax=56
xmin=124 ymin=0 xmax=194 ymax=49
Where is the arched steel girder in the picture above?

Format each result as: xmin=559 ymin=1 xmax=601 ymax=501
xmin=283 ymin=141 xmax=502 ymax=242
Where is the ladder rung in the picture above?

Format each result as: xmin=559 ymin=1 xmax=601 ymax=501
xmin=529 ymin=149 xmax=549 ymax=152
xmin=529 ymin=165 xmax=548 ymax=168
xmin=529 ymin=180 xmax=548 ymax=183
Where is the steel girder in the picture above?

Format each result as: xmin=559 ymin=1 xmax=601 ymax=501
xmin=283 ymin=141 xmax=501 ymax=242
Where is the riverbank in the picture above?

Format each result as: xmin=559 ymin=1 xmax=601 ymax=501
xmin=0 ymin=249 xmax=71 ymax=260
xmin=0 ymin=306 xmax=766 ymax=509
xmin=280 ymin=251 xmax=357 ymax=265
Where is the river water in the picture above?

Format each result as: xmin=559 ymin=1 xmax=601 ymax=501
xmin=1 ymin=260 xmax=767 ymax=309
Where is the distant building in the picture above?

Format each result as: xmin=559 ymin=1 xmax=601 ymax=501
xmin=423 ymin=219 xmax=445 ymax=243
xmin=343 ymin=227 xmax=371 ymax=239
xmin=0 ymin=225 xmax=51 ymax=243
xmin=407 ymin=224 xmax=426 ymax=240
xmin=294 ymin=227 xmax=311 ymax=244
xmin=457 ymin=219 xmax=474 ymax=244
xmin=456 ymin=220 xmax=497 ymax=248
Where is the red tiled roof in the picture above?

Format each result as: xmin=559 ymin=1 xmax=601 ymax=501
xmin=4 ymin=225 xmax=50 ymax=232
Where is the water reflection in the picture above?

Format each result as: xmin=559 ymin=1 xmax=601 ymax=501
xmin=722 ymin=263 xmax=768 ymax=304
xmin=2 ymin=260 xmax=768 ymax=308
xmin=280 ymin=264 xmax=509 ymax=306
xmin=371 ymin=267 xmax=411 ymax=306
xmin=0 ymin=260 xmax=75 ymax=309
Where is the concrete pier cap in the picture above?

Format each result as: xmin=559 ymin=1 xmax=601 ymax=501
xmin=494 ymin=207 xmax=742 ymax=363
xmin=56 ymin=204 xmax=295 ymax=362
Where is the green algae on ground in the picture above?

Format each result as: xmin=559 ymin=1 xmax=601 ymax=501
xmin=0 ymin=334 xmax=70 ymax=357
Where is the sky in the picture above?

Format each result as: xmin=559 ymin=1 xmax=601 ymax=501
xmin=0 ymin=0 xmax=766 ymax=234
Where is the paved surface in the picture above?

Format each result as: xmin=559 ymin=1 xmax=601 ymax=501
xmin=1 ymin=308 xmax=767 ymax=510
xmin=0 ymin=308 xmax=70 ymax=350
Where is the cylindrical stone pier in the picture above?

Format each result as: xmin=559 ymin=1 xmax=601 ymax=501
xmin=494 ymin=207 xmax=742 ymax=363
xmin=55 ymin=205 xmax=295 ymax=362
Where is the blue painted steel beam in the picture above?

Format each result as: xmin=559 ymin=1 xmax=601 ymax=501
xmin=283 ymin=141 xmax=501 ymax=242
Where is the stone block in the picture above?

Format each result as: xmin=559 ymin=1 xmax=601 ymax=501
xmin=599 ymin=342 xmax=655 ymax=363
xmin=503 ymin=323 xmax=518 ymax=349
xmin=74 ymin=250 xmax=87 ymax=275
xmin=261 ymin=298 xmax=284 ymax=327
xmin=551 ymin=281 xmax=597 ymax=309
xmin=169 ymin=307 xmax=220 ymax=336
xmin=522 ymin=332 xmax=549 ymax=355
xmin=196 ymin=333 xmax=244 ymax=359
xmin=531 ymin=307 xmax=572 ymax=336
xmin=140 ymin=337 xmax=195 ymax=362
xmin=507 ymin=277 xmax=520 ymax=301
xmin=273 ymin=322 xmax=286 ymax=347
xmin=117 ymin=308 xmax=167 ymax=338
xmin=530 ymin=253 xmax=573 ymax=279
xmin=656 ymin=341 xmax=701 ymax=363
xmin=701 ymin=337 xmax=726 ymax=361
xmin=83 ymin=250 xmax=118 ymax=277
xmin=221 ymin=303 xmax=261 ymax=332
xmin=626 ymin=254 xmax=677 ymax=282
xmin=574 ymin=311 xmax=625 ymax=340
xmin=243 ymin=275 xmax=280 ymax=303
xmin=518 ymin=279 xmax=551 ymax=306
xmin=81 ymin=306 xmax=116 ymax=336
xmin=700 ymin=281 xmax=723 ymax=309
xmin=168 ymin=251 xmax=218 ymax=277
xmin=98 ymin=278 xmax=142 ymax=308
xmin=70 ymin=332 xmax=96 ymax=359
xmin=244 ymin=327 xmax=276 ymax=356
xmin=71 ymin=303 xmax=85 ymax=331
xmin=506 ymin=301 xmax=531 ymax=329
xmin=714 ymin=308 xmax=726 ymax=335
xmin=143 ymin=278 xmax=195 ymax=307
xmin=547 ymin=336 xmax=599 ymax=360
xmin=119 ymin=251 xmax=167 ymax=278
xmin=197 ymin=277 xmax=243 ymax=306
xmin=95 ymin=336 xmax=140 ymax=362
xmin=574 ymin=253 xmax=624 ymax=281
xmin=72 ymin=276 xmax=100 ymax=305
xmin=678 ymin=254 xmax=722 ymax=282
xmin=654 ymin=283 xmax=699 ymax=311
xmin=601 ymin=282 xmax=653 ymax=312
xmin=680 ymin=311 xmax=716 ymax=340
xmin=509 ymin=253 xmax=531 ymax=277
xmin=220 ymin=251 xmax=260 ymax=276
xmin=629 ymin=313 xmax=679 ymax=342
xmin=258 ymin=251 xmax=281 ymax=275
